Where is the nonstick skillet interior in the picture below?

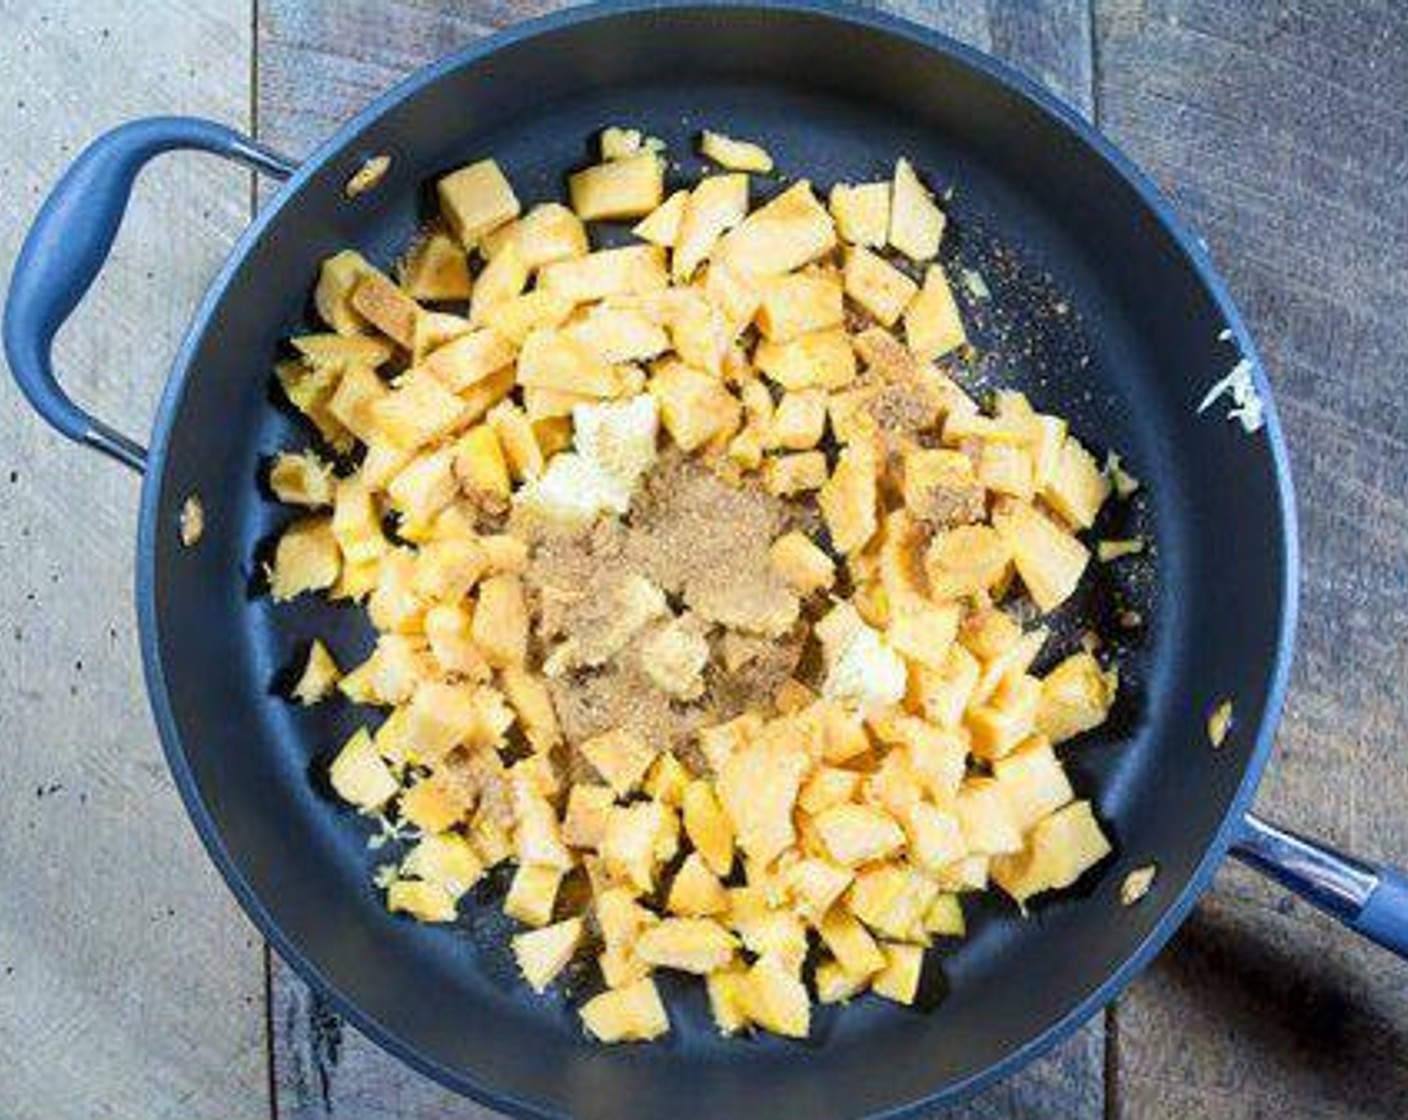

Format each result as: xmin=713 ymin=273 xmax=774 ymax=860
xmin=139 ymin=7 xmax=1295 ymax=1120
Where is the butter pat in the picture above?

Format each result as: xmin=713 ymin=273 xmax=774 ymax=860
xmin=818 ymin=602 xmax=907 ymax=713
xmin=516 ymin=393 xmax=659 ymax=525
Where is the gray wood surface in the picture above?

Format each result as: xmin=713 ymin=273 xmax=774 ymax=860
xmin=0 ymin=3 xmax=267 ymax=1120
xmin=1094 ymin=3 xmax=1408 ymax=1116
xmin=257 ymin=2 xmax=1102 ymax=1118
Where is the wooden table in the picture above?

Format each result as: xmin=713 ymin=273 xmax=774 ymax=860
xmin=1 ymin=2 xmax=1404 ymax=1118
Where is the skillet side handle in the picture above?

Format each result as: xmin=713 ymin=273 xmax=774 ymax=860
xmin=2 ymin=117 xmax=296 ymax=473
xmin=1231 ymin=812 xmax=1408 ymax=959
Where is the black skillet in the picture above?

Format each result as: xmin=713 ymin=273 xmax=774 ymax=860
xmin=6 ymin=3 xmax=1407 ymax=1119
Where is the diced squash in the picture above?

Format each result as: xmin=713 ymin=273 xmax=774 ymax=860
xmin=650 ymin=359 xmax=742 ymax=452
xmin=516 ymin=326 xmax=624 ymax=398
xmin=350 ymin=271 xmax=419 ymax=348
xmin=513 ymin=916 xmax=584 ymax=992
xmin=1043 ymin=436 xmax=1111 ymax=529
xmin=888 ymin=158 xmax=945 ymax=262
xmin=314 ymin=250 xmax=378 ymax=335
xmin=904 ymin=263 xmax=966 ymax=361
xmin=480 ymin=203 xmax=588 ymax=270
xmin=956 ymin=778 xmax=1025 ymax=855
xmin=872 ymin=943 xmax=924 ymax=1004
xmin=844 ymin=246 xmax=918 ymax=327
xmin=632 ymin=188 xmax=689 ymax=247
xmin=399 ymin=231 xmax=472 ymax=300
xmin=819 ymin=442 xmax=879 ymax=554
xmin=992 ymin=800 xmax=1112 ymax=905
xmin=813 ymin=804 xmax=906 ymax=866
xmin=925 ymin=524 xmax=1010 ymax=601
xmin=829 ymin=182 xmax=890 ymax=247
xmin=292 ymin=639 xmax=341 ymax=704
xmin=387 ymin=879 xmax=457 ymax=923
xmin=763 ymin=451 xmax=828 ymax=496
xmin=923 ymin=893 xmax=966 ymax=936
xmin=399 ymin=774 xmax=471 ymax=833
xmin=541 ymin=245 xmax=668 ymax=303
xmin=581 ymin=728 xmax=657 ymax=797
xmin=755 ymin=327 xmax=856 ymax=391
xmin=756 ymin=272 xmax=844 ymax=343
xmin=900 ymin=802 xmax=967 ymax=874
xmin=699 ymin=130 xmax=774 ymax=173
xmin=500 ymin=666 xmax=561 ymax=751
xmin=437 ymin=158 xmax=520 ymax=246
xmin=569 ymin=152 xmax=665 ymax=220
xmin=683 ymin=780 xmax=736 ymax=877
xmin=269 ymin=517 xmax=340 ymax=601
xmin=672 ymin=173 xmax=750 ymax=282
xmin=471 ymin=574 xmax=528 ymax=668
xmin=329 ymin=727 xmax=398 ymax=810
xmin=402 ymin=832 xmax=485 ymax=900
xmin=714 ymin=181 xmax=836 ymax=277
xmin=479 ymin=290 xmax=576 ymax=346
xmin=452 ymin=424 xmax=512 ymax=507
xmin=818 ymin=907 xmax=886 ymax=976
xmin=991 ymin=500 xmax=1089 ymax=612
xmin=716 ymin=740 xmax=808 ymax=866
xmin=816 ymin=958 xmax=871 ymax=1004
xmin=580 ymin=978 xmax=670 ymax=1042
xmin=706 ymin=967 xmax=753 ymax=1034
xmin=469 ymin=241 xmax=530 ymax=324
xmin=769 ymin=531 xmax=835 ymax=595
xmin=504 ymin=863 xmax=565 ymax=927
xmin=992 ymin=736 xmax=1075 ymax=831
xmin=741 ymin=956 xmax=809 ymax=1038
xmin=1037 ymin=651 xmax=1117 ymax=743
xmin=325 ymin=363 xmax=388 ymax=444
xmin=370 ymin=369 xmax=469 ymax=450
xmin=637 ymin=918 xmax=737 ymax=974
xmin=667 ymin=853 xmax=729 ymax=917
xmin=562 ymin=784 xmax=615 ymax=850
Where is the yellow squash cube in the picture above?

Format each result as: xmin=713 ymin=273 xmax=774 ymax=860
xmin=829 ymin=181 xmax=890 ymax=247
xmin=437 ymin=158 xmax=521 ymax=246
xmin=756 ymin=272 xmax=844 ymax=343
xmin=637 ymin=918 xmax=738 ymax=974
xmin=580 ymin=978 xmax=670 ymax=1043
xmin=844 ymin=245 xmax=918 ymax=327
xmin=269 ymin=517 xmax=341 ymax=601
xmin=992 ymin=800 xmax=1112 ymax=905
xmin=888 ymin=157 xmax=945 ymax=262
xmin=387 ymin=879 xmax=457 ymax=923
xmin=504 ymin=863 xmax=564 ymax=927
xmin=512 ymin=916 xmax=583 ymax=992
xmin=569 ymin=152 xmax=665 ymax=220
xmin=872 ymin=943 xmax=924 ymax=1004
xmin=398 ymin=231 xmax=472 ymax=301
xmin=672 ymin=173 xmax=750 ymax=282
xmin=904 ymin=263 xmax=966 ymax=361
xmin=329 ymin=727 xmax=398 ymax=810
xmin=991 ymin=500 xmax=1089 ymax=612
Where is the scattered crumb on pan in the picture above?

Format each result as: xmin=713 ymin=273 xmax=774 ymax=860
xmin=1103 ymin=451 xmax=1141 ymax=499
xmin=1097 ymin=537 xmax=1146 ymax=563
xmin=179 ymin=495 xmax=204 ymax=547
xmin=1121 ymin=864 xmax=1158 ymax=906
xmin=345 ymin=154 xmax=392 ymax=199
xmin=1197 ymin=355 xmax=1264 ymax=433
xmin=1207 ymin=698 xmax=1234 ymax=748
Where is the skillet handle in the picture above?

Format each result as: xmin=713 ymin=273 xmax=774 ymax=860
xmin=1231 ymin=812 xmax=1408 ymax=959
xmin=2 ymin=116 xmax=296 ymax=473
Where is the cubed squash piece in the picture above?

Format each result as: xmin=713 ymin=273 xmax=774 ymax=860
xmin=1037 ymin=651 xmax=1117 ymax=743
xmin=581 ymin=727 xmax=657 ymax=797
xmin=741 ymin=956 xmax=810 ymax=1039
xmin=329 ymin=727 xmax=398 ymax=810
xmin=601 ymin=801 xmax=673 ymax=894
xmin=715 ymin=741 xmax=808 ymax=867
xmin=650 ymin=359 xmax=742 ymax=452
xmin=706 ymin=967 xmax=753 ymax=1034
xmin=966 ymin=672 xmax=1042 ymax=761
xmin=683 ymin=780 xmax=736 ymax=878
xmin=819 ymin=442 xmax=879 ymax=554
xmin=452 ymin=424 xmax=512 ymax=508
xmin=499 ymin=666 xmax=561 ymax=752
xmin=637 ymin=918 xmax=737 ymax=974
xmin=1043 ymin=436 xmax=1111 ymax=529
xmin=291 ymin=332 xmax=394 ymax=371
xmin=992 ymin=800 xmax=1112 ymax=904
xmin=847 ymin=864 xmax=938 ymax=942
xmin=314 ymin=249 xmax=378 ymax=335
xmin=904 ymin=263 xmax=966 ymax=361
xmin=829 ymin=182 xmax=890 ymax=247
xmin=399 ymin=773 xmax=471 ymax=833
xmin=401 ymin=832 xmax=485 ymax=900
xmin=269 ymin=517 xmax=340 ymax=601
xmin=844 ymin=245 xmax=918 ymax=327
xmin=269 ymin=450 xmax=335 ymax=507
xmin=469 ymin=241 xmax=530 ymax=325
xmin=292 ymin=639 xmax=341 ymax=704
xmin=632 ymin=188 xmax=689 ymax=247
xmin=371 ymin=370 xmax=469 ymax=450
xmin=887 ymin=600 xmax=960 ymax=673
xmin=387 ymin=879 xmax=457 ymax=923
xmin=471 ymin=573 xmax=528 ymax=667
xmin=991 ymin=500 xmax=1089 ymax=612
xmin=512 ymin=916 xmax=584 ymax=993
xmin=672 ymin=173 xmax=750 ymax=282
xmin=955 ymin=778 xmax=1025 ymax=855
xmin=756 ymin=272 xmax=844 ymax=343
xmin=900 ymin=801 xmax=967 ymax=874
xmin=541 ymin=244 xmax=668 ymax=303
xmin=667 ymin=853 xmax=729 ymax=917
xmin=580 ymin=978 xmax=670 ymax=1043
xmin=399 ymin=231 xmax=472 ymax=301
xmin=763 ymin=451 xmax=828 ymax=496
xmin=569 ymin=153 xmax=665 ymax=221
xmin=643 ymin=752 xmax=691 ymax=808
xmin=779 ymin=857 xmax=853 ymax=922
xmin=924 ymin=893 xmax=966 ymax=937
xmin=888 ymin=157 xmax=945 ymax=262
xmin=769 ymin=531 xmax=836 ymax=595
xmin=437 ymin=158 xmax=520 ymax=246
xmin=924 ymin=524 xmax=1011 ymax=602
xmin=813 ymin=804 xmax=906 ymax=866
xmin=504 ymin=863 xmax=565 ymax=927
xmin=816 ymin=958 xmax=872 ymax=1004
xmin=714 ymin=180 xmax=836 ymax=277
xmin=350 ymin=271 xmax=419 ymax=349
xmin=872 ymin=943 xmax=924 ymax=1004
xmin=818 ymin=907 xmax=886 ymax=976
xmin=755 ymin=328 xmax=856 ymax=391
xmin=562 ymin=784 xmax=616 ymax=850
xmin=992 ymin=736 xmax=1075 ymax=832
xmin=699 ymin=130 xmax=773 ymax=172
xmin=480 ymin=203 xmax=588 ymax=270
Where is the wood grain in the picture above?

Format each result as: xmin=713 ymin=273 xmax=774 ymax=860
xmin=1094 ymin=2 xmax=1408 ymax=1117
xmin=0 ymin=3 xmax=267 ymax=1119
xmin=258 ymin=2 xmax=1099 ymax=1118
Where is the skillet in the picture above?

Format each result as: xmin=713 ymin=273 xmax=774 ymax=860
xmin=6 ymin=3 xmax=1407 ymax=1118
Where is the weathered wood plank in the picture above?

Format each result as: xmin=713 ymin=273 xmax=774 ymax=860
xmin=0 ymin=2 xmax=268 ymax=1119
xmin=259 ymin=2 xmax=1097 ymax=1117
xmin=1094 ymin=2 xmax=1408 ymax=1117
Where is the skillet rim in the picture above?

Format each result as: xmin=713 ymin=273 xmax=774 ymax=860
xmin=134 ymin=1 xmax=1301 ymax=1115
